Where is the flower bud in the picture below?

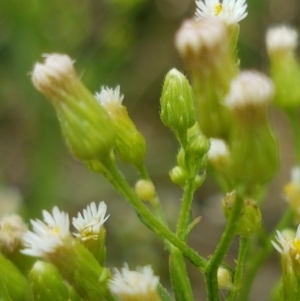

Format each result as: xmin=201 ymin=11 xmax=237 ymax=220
xmin=223 ymin=192 xmax=262 ymax=237
xmin=225 ymin=71 xmax=278 ymax=193
xmin=169 ymin=166 xmax=188 ymax=188
xmin=31 ymin=53 xmax=116 ymax=161
xmin=217 ymin=267 xmax=233 ymax=290
xmin=135 ymin=180 xmax=156 ymax=202
xmin=96 ymin=86 xmax=146 ymax=167
xmin=0 ymin=252 xmax=29 ymax=301
xmin=266 ymin=26 xmax=300 ymax=109
xmin=184 ymin=134 xmax=209 ymax=174
xmin=175 ymin=18 xmax=236 ymax=139
xmin=29 ymin=261 xmax=69 ymax=301
xmin=160 ymin=69 xmax=195 ymax=135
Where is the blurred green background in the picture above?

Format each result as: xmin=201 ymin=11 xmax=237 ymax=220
xmin=0 ymin=0 xmax=300 ymax=299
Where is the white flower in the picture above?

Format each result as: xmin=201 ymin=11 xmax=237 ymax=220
xmin=0 ymin=214 xmax=27 ymax=252
xmin=225 ymin=71 xmax=274 ymax=109
xmin=109 ymin=264 xmax=160 ymax=301
xmin=31 ymin=53 xmax=76 ymax=97
xmin=208 ymin=138 xmax=229 ymax=161
xmin=21 ymin=207 xmax=70 ymax=257
xmin=266 ymin=25 xmax=298 ymax=57
xmin=95 ymin=86 xmax=124 ymax=109
xmin=72 ymin=202 xmax=109 ymax=241
xmin=195 ymin=0 xmax=248 ymax=25
xmin=175 ymin=18 xmax=227 ymax=57
xmin=272 ymin=227 xmax=300 ymax=259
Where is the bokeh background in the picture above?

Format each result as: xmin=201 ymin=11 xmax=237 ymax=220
xmin=1 ymin=0 xmax=300 ymax=299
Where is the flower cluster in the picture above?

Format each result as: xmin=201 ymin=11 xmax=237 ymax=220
xmin=22 ymin=202 xmax=109 ymax=257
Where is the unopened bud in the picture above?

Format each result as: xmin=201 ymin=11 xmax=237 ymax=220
xmin=175 ymin=18 xmax=236 ymax=139
xmin=96 ymin=86 xmax=146 ymax=167
xmin=223 ymin=192 xmax=262 ymax=237
xmin=31 ymin=53 xmax=116 ymax=161
xmin=266 ymin=26 xmax=300 ymax=109
xmin=185 ymin=134 xmax=209 ymax=174
xmin=160 ymin=69 xmax=195 ymax=135
xmin=135 ymin=180 xmax=156 ymax=202
xmin=170 ymin=166 xmax=188 ymax=187
xmin=225 ymin=71 xmax=278 ymax=191
xmin=217 ymin=267 xmax=233 ymax=290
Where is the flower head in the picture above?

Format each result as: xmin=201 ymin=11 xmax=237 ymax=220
xmin=208 ymin=138 xmax=229 ymax=161
xmin=225 ymin=71 xmax=274 ymax=110
xmin=95 ymin=86 xmax=124 ymax=110
xmin=109 ymin=264 xmax=160 ymax=301
xmin=0 ymin=214 xmax=27 ymax=252
xmin=266 ymin=25 xmax=298 ymax=57
xmin=195 ymin=0 xmax=248 ymax=25
xmin=72 ymin=202 xmax=109 ymax=241
xmin=272 ymin=226 xmax=300 ymax=263
xmin=21 ymin=207 xmax=70 ymax=257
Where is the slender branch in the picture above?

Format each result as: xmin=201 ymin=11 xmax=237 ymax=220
xmin=102 ymin=157 xmax=207 ymax=271
xmin=239 ymin=208 xmax=293 ymax=301
xmin=286 ymin=109 xmax=300 ymax=165
xmin=176 ymin=177 xmax=195 ymax=240
xmin=227 ymin=237 xmax=249 ymax=301
xmin=205 ymin=187 xmax=245 ymax=301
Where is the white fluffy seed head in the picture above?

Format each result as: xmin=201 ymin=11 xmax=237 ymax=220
xmin=31 ymin=53 xmax=76 ymax=98
xmin=266 ymin=25 xmax=298 ymax=57
xmin=225 ymin=71 xmax=274 ymax=110
xmin=175 ymin=17 xmax=228 ymax=58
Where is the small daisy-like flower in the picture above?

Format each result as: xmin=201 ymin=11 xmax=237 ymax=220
xmin=72 ymin=202 xmax=109 ymax=241
xmin=0 ymin=214 xmax=27 ymax=252
xmin=225 ymin=71 xmax=274 ymax=110
xmin=95 ymin=86 xmax=124 ymax=109
xmin=21 ymin=207 xmax=70 ymax=257
xmin=272 ymin=226 xmax=300 ymax=261
xmin=109 ymin=264 xmax=160 ymax=301
xmin=195 ymin=0 xmax=248 ymax=25
xmin=266 ymin=25 xmax=298 ymax=57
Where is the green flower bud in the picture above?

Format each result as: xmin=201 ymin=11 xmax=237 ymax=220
xmin=96 ymin=86 xmax=146 ymax=167
xmin=135 ymin=180 xmax=156 ymax=202
xmin=31 ymin=53 xmax=116 ymax=161
xmin=29 ymin=261 xmax=69 ymax=301
xmin=175 ymin=18 xmax=237 ymax=139
xmin=225 ymin=71 xmax=279 ymax=194
xmin=160 ymin=68 xmax=195 ymax=135
xmin=223 ymin=192 xmax=261 ymax=237
xmin=184 ymin=134 xmax=209 ymax=174
xmin=266 ymin=26 xmax=300 ymax=109
xmin=176 ymin=147 xmax=186 ymax=168
xmin=169 ymin=166 xmax=188 ymax=187
xmin=217 ymin=267 xmax=233 ymax=290
xmin=0 ymin=253 xmax=29 ymax=301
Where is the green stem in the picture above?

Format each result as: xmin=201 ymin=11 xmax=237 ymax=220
xmin=286 ymin=109 xmax=300 ymax=165
xmin=103 ymin=157 xmax=207 ymax=271
xmin=239 ymin=208 xmax=293 ymax=301
xmin=205 ymin=187 xmax=245 ymax=301
xmin=176 ymin=177 xmax=195 ymax=241
xmin=227 ymin=237 xmax=249 ymax=301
